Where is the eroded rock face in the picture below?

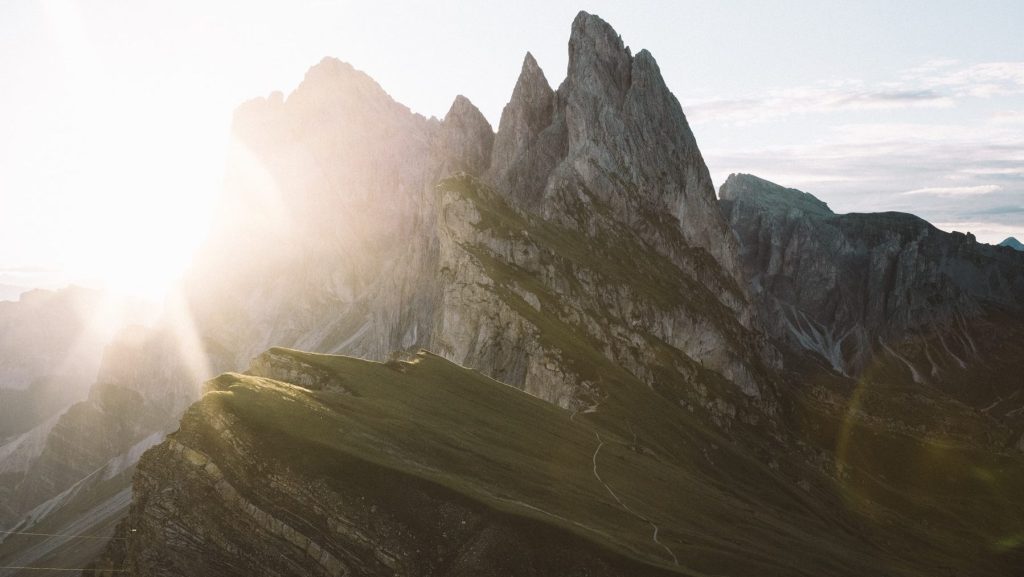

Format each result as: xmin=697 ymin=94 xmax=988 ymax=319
xmin=175 ymin=10 xmax=767 ymax=410
xmin=489 ymin=13 xmax=744 ymax=290
xmin=721 ymin=173 xmax=1024 ymax=411
xmin=432 ymin=176 xmax=774 ymax=408
xmin=185 ymin=57 xmax=448 ymax=369
xmin=489 ymin=52 xmax=561 ymax=208
xmin=439 ymin=95 xmax=495 ymax=177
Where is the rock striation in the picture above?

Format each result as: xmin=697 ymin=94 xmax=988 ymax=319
xmin=721 ymin=173 xmax=1024 ymax=417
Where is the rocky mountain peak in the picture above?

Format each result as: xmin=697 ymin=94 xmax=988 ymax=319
xmin=552 ymin=12 xmax=742 ymax=284
xmin=502 ymin=51 xmax=555 ymax=131
xmin=296 ymin=57 xmax=390 ymax=100
xmin=488 ymin=51 xmax=559 ymax=206
xmin=719 ymin=173 xmax=833 ymax=218
xmin=439 ymin=95 xmax=494 ymax=175
xmin=1000 ymin=236 xmax=1024 ymax=251
xmin=566 ymin=11 xmax=632 ymax=107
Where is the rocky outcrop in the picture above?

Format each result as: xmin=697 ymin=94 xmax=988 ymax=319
xmin=437 ymin=95 xmax=494 ymax=177
xmin=244 ymin=348 xmax=349 ymax=392
xmin=488 ymin=52 xmax=561 ymax=207
xmin=18 ymin=11 xmax=775 ymax=564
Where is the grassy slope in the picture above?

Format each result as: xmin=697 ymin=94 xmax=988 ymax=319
xmin=189 ymin=342 xmax=1022 ymax=577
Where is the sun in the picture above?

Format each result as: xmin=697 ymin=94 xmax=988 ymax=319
xmin=33 ymin=0 xmax=222 ymax=304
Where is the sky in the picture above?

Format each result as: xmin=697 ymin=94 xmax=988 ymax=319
xmin=1 ymin=0 xmax=1022 ymax=299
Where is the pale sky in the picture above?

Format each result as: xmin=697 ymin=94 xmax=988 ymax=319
xmin=2 ymin=0 xmax=1022 ymax=299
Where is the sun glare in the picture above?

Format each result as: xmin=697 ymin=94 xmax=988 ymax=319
xmin=36 ymin=0 xmax=223 ymax=303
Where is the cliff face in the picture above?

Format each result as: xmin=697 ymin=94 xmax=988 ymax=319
xmin=488 ymin=14 xmax=745 ymax=299
xmin=721 ymin=173 xmax=1024 ymax=418
xmin=176 ymin=11 xmax=767 ymax=411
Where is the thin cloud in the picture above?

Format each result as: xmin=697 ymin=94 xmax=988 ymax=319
xmin=688 ymin=86 xmax=953 ymax=125
xmin=912 ymin=61 xmax=1024 ymax=98
xmin=960 ymin=167 xmax=1024 ymax=176
xmin=901 ymin=185 xmax=1002 ymax=197
xmin=687 ymin=60 xmax=1024 ymax=126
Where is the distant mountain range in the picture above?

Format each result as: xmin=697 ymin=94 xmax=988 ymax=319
xmin=2 ymin=11 xmax=1023 ymax=577
xmin=1001 ymin=236 xmax=1024 ymax=251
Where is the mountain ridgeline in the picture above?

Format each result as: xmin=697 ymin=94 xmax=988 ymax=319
xmin=0 ymin=10 xmax=1022 ymax=577
xmin=721 ymin=174 xmax=1024 ymax=416
xmin=1001 ymin=236 xmax=1024 ymax=251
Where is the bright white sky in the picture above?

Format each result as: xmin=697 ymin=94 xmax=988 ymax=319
xmin=2 ymin=0 xmax=1022 ymax=300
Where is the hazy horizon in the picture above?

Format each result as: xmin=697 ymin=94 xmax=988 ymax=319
xmin=2 ymin=0 xmax=1022 ymax=299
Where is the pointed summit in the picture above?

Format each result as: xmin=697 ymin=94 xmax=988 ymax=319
xmin=439 ymin=95 xmax=494 ymax=176
xmin=1000 ymin=236 xmax=1024 ymax=251
xmin=521 ymin=51 xmax=544 ymax=82
xmin=488 ymin=52 xmax=562 ymax=205
xmin=444 ymin=94 xmax=490 ymax=126
xmin=566 ymin=11 xmax=633 ymax=107
xmin=501 ymin=52 xmax=555 ymax=139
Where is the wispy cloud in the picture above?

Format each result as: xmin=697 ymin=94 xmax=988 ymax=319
xmin=693 ymin=58 xmax=1024 ymax=244
xmin=688 ymin=85 xmax=953 ymax=126
xmin=688 ymin=61 xmax=1024 ymax=126
xmin=901 ymin=185 xmax=1002 ymax=196
xmin=909 ymin=61 xmax=1024 ymax=99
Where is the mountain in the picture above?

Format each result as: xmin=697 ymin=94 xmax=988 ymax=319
xmin=0 ymin=290 xmax=160 ymax=568
xmin=1000 ymin=236 xmax=1024 ymax=251
xmin=0 ymin=286 xmax=154 ymax=444
xmin=720 ymin=173 xmax=1024 ymax=420
xmin=0 ymin=288 xmax=159 ymax=570
xmin=182 ymin=10 xmax=767 ymax=407
xmin=69 ymin=11 xmax=1024 ymax=577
